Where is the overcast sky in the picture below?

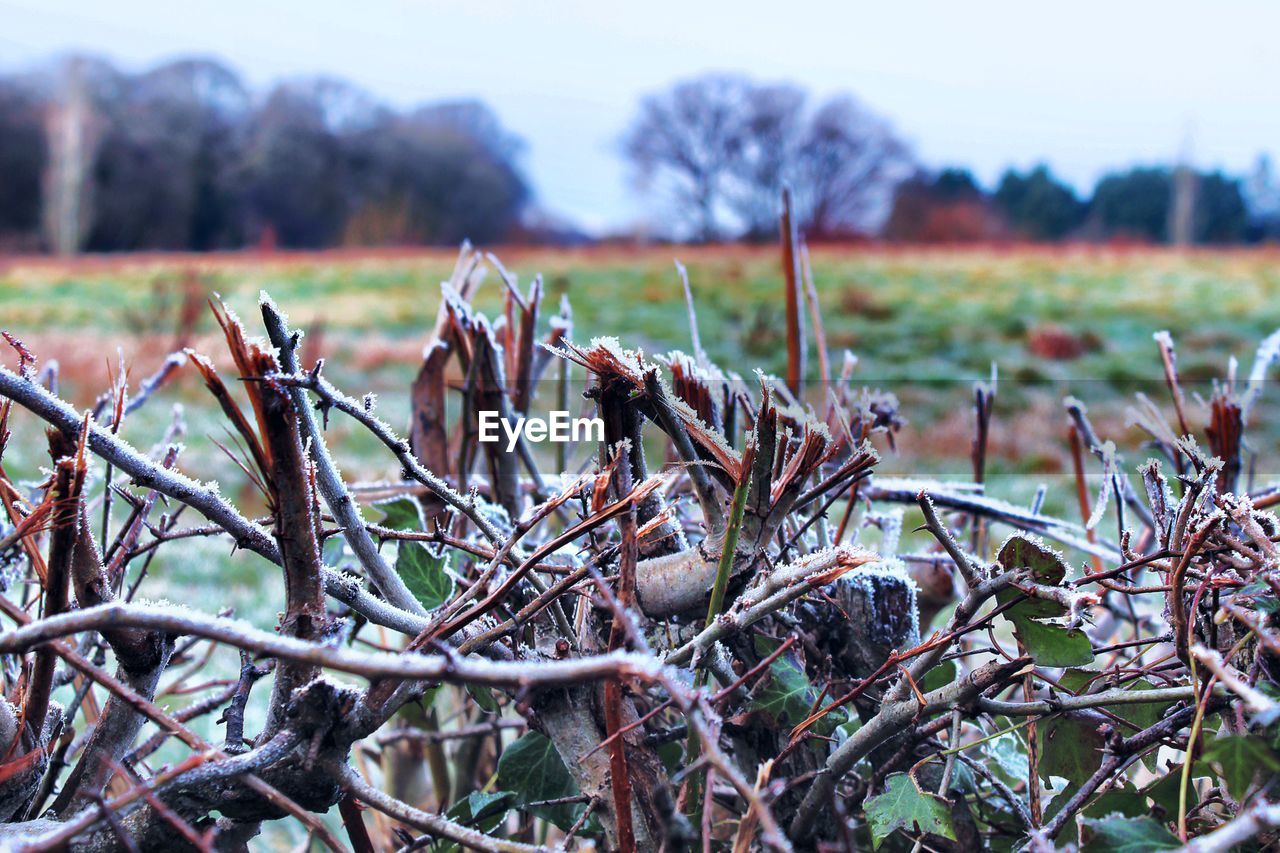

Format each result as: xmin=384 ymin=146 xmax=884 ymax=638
xmin=3 ymin=0 xmax=1278 ymax=232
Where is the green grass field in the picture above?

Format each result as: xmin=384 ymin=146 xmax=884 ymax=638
xmin=4 ymin=245 xmax=1279 ymax=474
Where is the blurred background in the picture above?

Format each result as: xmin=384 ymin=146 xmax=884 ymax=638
xmin=1 ymin=0 xmax=1279 ymax=251
xmin=1 ymin=0 xmax=1279 ymax=490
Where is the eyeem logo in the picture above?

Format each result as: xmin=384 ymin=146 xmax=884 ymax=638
xmin=477 ymin=411 xmax=605 ymax=452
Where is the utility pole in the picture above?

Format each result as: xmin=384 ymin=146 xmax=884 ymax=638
xmin=1169 ymin=126 xmax=1197 ymax=246
xmin=42 ymin=57 xmax=98 ymax=256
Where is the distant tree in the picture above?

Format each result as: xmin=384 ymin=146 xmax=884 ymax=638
xmin=1245 ymin=154 xmax=1280 ymax=241
xmin=882 ymin=168 xmax=1004 ymax=242
xmin=622 ymin=74 xmax=909 ymax=241
xmin=0 ymin=58 xmax=534 ymax=253
xmin=0 ymin=79 xmax=46 ymax=246
xmin=993 ymin=165 xmax=1085 ymax=240
xmin=344 ymin=102 xmax=530 ymax=246
xmin=1090 ymin=167 xmax=1171 ymax=242
xmin=725 ymin=82 xmax=806 ymax=239
xmin=790 ymin=95 xmax=909 ymax=238
xmin=929 ymin=168 xmax=984 ymax=200
xmin=87 ymin=59 xmax=249 ymax=251
xmin=1089 ymin=166 xmax=1246 ymax=244
xmin=40 ymin=56 xmax=115 ymax=255
xmin=1194 ymin=170 xmax=1246 ymax=244
xmin=239 ymin=84 xmax=353 ymax=248
xmin=621 ymin=74 xmax=753 ymax=241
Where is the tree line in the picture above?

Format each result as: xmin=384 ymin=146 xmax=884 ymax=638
xmin=624 ymin=74 xmax=1280 ymax=245
xmin=0 ymin=55 xmax=532 ymax=254
xmin=2 ymin=59 xmax=1278 ymax=252
xmin=881 ymin=161 xmax=1277 ymax=244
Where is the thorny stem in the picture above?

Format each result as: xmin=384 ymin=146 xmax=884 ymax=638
xmin=261 ymin=299 xmax=424 ymax=616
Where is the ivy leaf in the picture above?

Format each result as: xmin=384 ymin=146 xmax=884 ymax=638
xmin=919 ymin=660 xmax=957 ymax=693
xmin=1059 ymin=671 xmax=1171 ymax=731
xmin=1008 ymin=616 xmax=1094 ymax=667
xmin=750 ymin=636 xmax=845 ymax=734
xmin=497 ymin=732 xmax=584 ymax=830
xmin=998 ymin=534 xmax=1068 ymax=585
xmin=984 ymin=732 xmax=1029 ymax=789
xmin=1079 ymin=815 xmax=1180 ymax=851
xmin=467 ymin=684 xmax=500 ymax=715
xmin=449 ymin=789 xmax=513 ymax=825
xmin=864 ymin=773 xmax=956 ymax=849
xmin=1037 ymin=714 xmax=1106 ymax=787
xmin=436 ymin=791 xmax=514 ymax=853
xmin=995 ymin=534 xmax=1067 ymax=621
xmin=996 ymin=535 xmax=1092 ymax=666
xmin=1200 ymin=735 xmax=1280 ymax=801
xmin=374 ymin=496 xmax=424 ymax=532
xmin=1082 ymin=789 xmax=1146 ymax=819
xmin=397 ymin=542 xmax=454 ymax=610
xmin=1144 ymin=764 xmax=1203 ymax=817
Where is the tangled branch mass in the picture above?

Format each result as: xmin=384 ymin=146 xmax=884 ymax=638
xmin=0 ymin=239 xmax=1278 ymax=852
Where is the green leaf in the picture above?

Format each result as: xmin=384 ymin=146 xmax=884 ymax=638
xmin=1109 ymin=680 xmax=1166 ymax=730
xmin=1143 ymin=764 xmax=1202 ymax=817
xmin=1057 ymin=669 xmax=1096 ymax=692
xmin=321 ymin=534 xmax=347 ymax=566
xmin=1009 ymin=616 xmax=1094 ymax=667
xmin=749 ymin=636 xmax=846 ymax=735
xmin=1037 ymin=714 xmax=1106 ymax=787
xmin=996 ymin=535 xmax=1093 ymax=666
xmin=497 ymin=732 xmax=583 ymax=830
xmin=449 ymin=789 xmax=513 ymax=824
xmin=1079 ymin=815 xmax=1180 ymax=851
xmin=1059 ymin=671 xmax=1171 ymax=731
xmin=864 ymin=773 xmax=956 ymax=849
xmin=1082 ymin=789 xmax=1146 ymax=819
xmin=467 ymin=684 xmax=500 ymax=715
xmin=374 ymin=496 xmax=425 ymax=532
xmin=1200 ymin=735 xmax=1280 ymax=801
xmin=1236 ymin=579 xmax=1280 ymax=614
xmin=436 ymin=791 xmax=514 ymax=853
xmin=997 ymin=586 xmax=1064 ymax=620
xmin=919 ymin=660 xmax=957 ymax=693
xmin=984 ymin=732 xmax=1029 ymax=790
xmin=397 ymin=542 xmax=454 ymax=610
xmin=998 ymin=534 xmax=1068 ymax=585
xmin=656 ymin=740 xmax=684 ymax=774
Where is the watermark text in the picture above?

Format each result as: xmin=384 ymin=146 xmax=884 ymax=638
xmin=477 ymin=411 xmax=605 ymax=452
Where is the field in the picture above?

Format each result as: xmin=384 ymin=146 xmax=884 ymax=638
xmin=4 ymin=245 xmax=1280 ymax=487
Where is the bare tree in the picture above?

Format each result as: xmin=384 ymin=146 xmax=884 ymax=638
xmin=791 ymin=94 xmax=910 ymax=237
xmin=88 ymin=59 xmax=249 ymax=251
xmin=623 ymin=74 xmax=910 ymax=240
xmin=621 ymin=74 xmax=752 ymax=241
xmin=725 ymin=82 xmax=806 ymax=238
